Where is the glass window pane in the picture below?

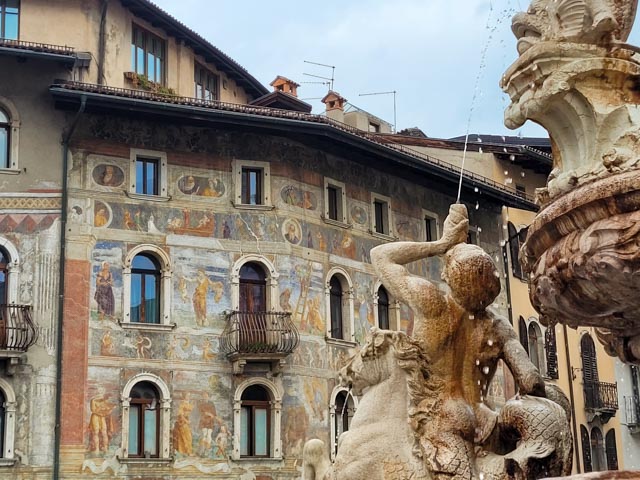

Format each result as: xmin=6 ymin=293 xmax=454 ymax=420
xmin=146 ymin=161 xmax=156 ymax=194
xmin=249 ymin=171 xmax=258 ymax=204
xmin=156 ymin=57 xmax=162 ymax=83
xmin=0 ymin=128 xmax=8 ymax=168
xmin=147 ymin=53 xmax=155 ymax=81
xmin=136 ymin=47 xmax=145 ymax=75
xmin=135 ymin=161 xmax=144 ymax=194
xmin=240 ymin=407 xmax=249 ymax=456
xmin=0 ymin=109 xmax=8 ymax=123
xmin=144 ymin=274 xmax=158 ymax=323
xmin=132 ymin=254 xmax=157 ymax=271
xmin=254 ymin=408 xmax=268 ymax=456
xmin=0 ymin=270 xmax=7 ymax=304
xmin=131 ymin=43 xmax=136 ymax=71
xmin=144 ymin=409 xmax=158 ymax=456
xmin=128 ymin=406 xmax=140 ymax=455
xmin=5 ymin=9 xmax=19 ymax=40
xmin=130 ymin=274 xmax=142 ymax=322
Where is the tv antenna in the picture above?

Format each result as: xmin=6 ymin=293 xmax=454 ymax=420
xmin=303 ymin=60 xmax=335 ymax=90
xmin=359 ymin=90 xmax=397 ymax=133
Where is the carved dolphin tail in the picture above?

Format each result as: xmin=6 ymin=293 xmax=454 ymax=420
xmin=301 ymin=439 xmax=331 ymax=480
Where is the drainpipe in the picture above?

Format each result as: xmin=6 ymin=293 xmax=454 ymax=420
xmin=53 ymin=95 xmax=86 ymax=480
xmin=97 ymin=0 xmax=109 ymax=85
xmin=563 ymin=322 xmax=581 ymax=473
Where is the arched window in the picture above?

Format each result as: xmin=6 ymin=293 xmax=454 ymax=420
xmin=545 ymin=325 xmax=559 ymax=379
xmin=121 ymin=373 xmax=171 ymax=460
xmin=128 ymin=382 xmax=160 ymax=458
xmin=130 ymin=253 xmax=160 ymax=324
xmin=239 ymin=262 xmax=267 ymax=313
xmin=0 ymin=379 xmax=17 ymax=461
xmin=528 ymin=321 xmax=544 ymax=372
xmin=334 ymin=391 xmax=355 ymax=451
xmin=122 ymin=245 xmax=172 ymax=329
xmin=581 ymin=424 xmax=592 ymax=472
xmin=0 ymin=108 xmax=9 ymax=169
xmin=233 ymin=379 xmax=282 ymax=460
xmin=377 ymin=286 xmax=389 ymax=330
xmin=605 ymin=429 xmax=618 ymax=470
xmin=240 ymin=385 xmax=270 ymax=457
xmin=581 ymin=334 xmax=600 ymax=409
xmin=0 ymin=247 xmax=7 ymax=304
xmin=518 ymin=316 xmax=529 ymax=355
xmin=330 ymin=276 xmax=344 ymax=339
xmin=591 ymin=427 xmax=606 ymax=471
xmin=329 ymin=386 xmax=358 ymax=460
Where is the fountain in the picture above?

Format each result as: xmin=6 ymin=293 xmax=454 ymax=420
xmin=501 ymin=0 xmax=640 ymax=364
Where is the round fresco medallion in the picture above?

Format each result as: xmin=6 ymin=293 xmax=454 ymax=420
xmin=282 ymin=218 xmax=302 ymax=245
xmin=93 ymin=164 xmax=124 ymax=187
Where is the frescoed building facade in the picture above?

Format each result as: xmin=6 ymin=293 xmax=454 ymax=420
xmin=0 ymin=1 xmax=623 ymax=479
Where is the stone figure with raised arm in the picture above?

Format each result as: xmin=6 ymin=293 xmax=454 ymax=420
xmin=370 ymin=204 xmax=547 ymax=480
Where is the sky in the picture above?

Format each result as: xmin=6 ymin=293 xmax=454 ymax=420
xmin=152 ymin=0 xmax=640 ymax=140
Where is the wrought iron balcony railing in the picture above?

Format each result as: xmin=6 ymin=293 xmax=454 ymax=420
xmin=0 ymin=304 xmax=38 ymax=353
xmin=220 ymin=311 xmax=299 ymax=358
xmin=584 ymin=381 xmax=619 ymax=413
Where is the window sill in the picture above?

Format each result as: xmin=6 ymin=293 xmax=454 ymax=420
xmin=232 ymin=203 xmax=275 ymax=211
xmin=235 ymin=456 xmax=283 ymax=462
xmin=117 ymin=456 xmax=173 ymax=465
xmin=119 ymin=321 xmax=176 ymax=332
xmin=326 ymin=337 xmax=358 ymax=348
xmin=0 ymin=168 xmax=20 ymax=175
xmin=370 ymin=231 xmax=396 ymax=242
xmin=322 ymin=217 xmax=352 ymax=229
xmin=0 ymin=458 xmax=17 ymax=467
xmin=125 ymin=191 xmax=172 ymax=203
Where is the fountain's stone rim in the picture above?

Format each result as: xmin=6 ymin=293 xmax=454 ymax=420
xmin=523 ymin=169 xmax=640 ymax=265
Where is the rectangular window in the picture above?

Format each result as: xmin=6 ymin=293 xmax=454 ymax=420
xmin=128 ymin=406 xmax=140 ymax=456
xmin=368 ymin=122 xmax=380 ymax=133
xmin=425 ymin=217 xmax=435 ymax=241
xmin=131 ymin=24 xmax=165 ymax=84
xmin=373 ymin=200 xmax=388 ymax=234
xmin=327 ymin=186 xmax=339 ymax=221
xmin=0 ymin=0 xmax=19 ymax=40
xmin=135 ymin=157 xmax=159 ymax=195
xmin=324 ymin=178 xmax=346 ymax=224
xmin=194 ymin=64 xmax=219 ymax=101
xmin=241 ymin=167 xmax=263 ymax=205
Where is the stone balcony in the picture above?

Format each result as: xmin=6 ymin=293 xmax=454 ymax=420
xmin=0 ymin=304 xmax=38 ymax=359
xmin=219 ymin=311 xmax=299 ymax=374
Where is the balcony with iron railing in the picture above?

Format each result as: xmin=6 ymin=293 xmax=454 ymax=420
xmin=624 ymin=396 xmax=640 ymax=433
xmin=220 ymin=311 xmax=299 ymax=374
xmin=584 ymin=381 xmax=619 ymax=422
xmin=0 ymin=304 xmax=38 ymax=356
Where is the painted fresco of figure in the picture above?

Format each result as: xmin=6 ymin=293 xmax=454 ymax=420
xmin=184 ymin=270 xmax=224 ymax=327
xmin=173 ymin=393 xmax=194 ymax=456
xmin=89 ymin=386 xmax=114 ymax=454
xmin=179 ymin=175 xmax=200 ymax=195
xmin=215 ymin=424 xmax=231 ymax=459
xmin=94 ymin=206 xmax=109 ymax=228
xmin=202 ymin=177 xmax=225 ymax=197
xmin=95 ymin=164 xmax=124 ymax=187
xmin=197 ymin=393 xmax=218 ymax=456
xmin=94 ymin=261 xmax=115 ymax=320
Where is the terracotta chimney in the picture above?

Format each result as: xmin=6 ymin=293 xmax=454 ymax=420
xmin=270 ymin=76 xmax=300 ymax=97
xmin=321 ymin=90 xmax=347 ymax=123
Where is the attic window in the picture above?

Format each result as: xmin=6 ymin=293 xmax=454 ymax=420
xmin=368 ymin=122 xmax=380 ymax=133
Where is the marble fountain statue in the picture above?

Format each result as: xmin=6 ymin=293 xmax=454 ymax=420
xmin=302 ymin=0 xmax=640 ymax=478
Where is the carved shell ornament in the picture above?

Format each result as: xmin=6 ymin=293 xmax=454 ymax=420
xmin=512 ymin=0 xmax=637 ymax=54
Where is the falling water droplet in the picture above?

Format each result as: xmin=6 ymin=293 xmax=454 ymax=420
xmin=477 ymin=227 xmax=482 ymax=233
xmin=479 ymin=147 xmax=483 ymax=154
xmin=475 ymin=202 xmax=480 ymax=210
xmin=510 ymin=154 xmax=515 ymax=161
xmin=474 ymin=187 xmax=479 ymax=193
xmin=504 ymin=170 xmax=509 ymax=175
xmin=475 ymin=359 xmax=480 ymax=366
xmin=487 ymin=339 xmax=494 ymax=346
xmin=521 ymin=171 xmax=526 ymax=177
xmin=482 ymin=366 xmax=490 ymax=374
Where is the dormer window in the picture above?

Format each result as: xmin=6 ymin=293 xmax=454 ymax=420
xmin=195 ymin=64 xmax=219 ymax=101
